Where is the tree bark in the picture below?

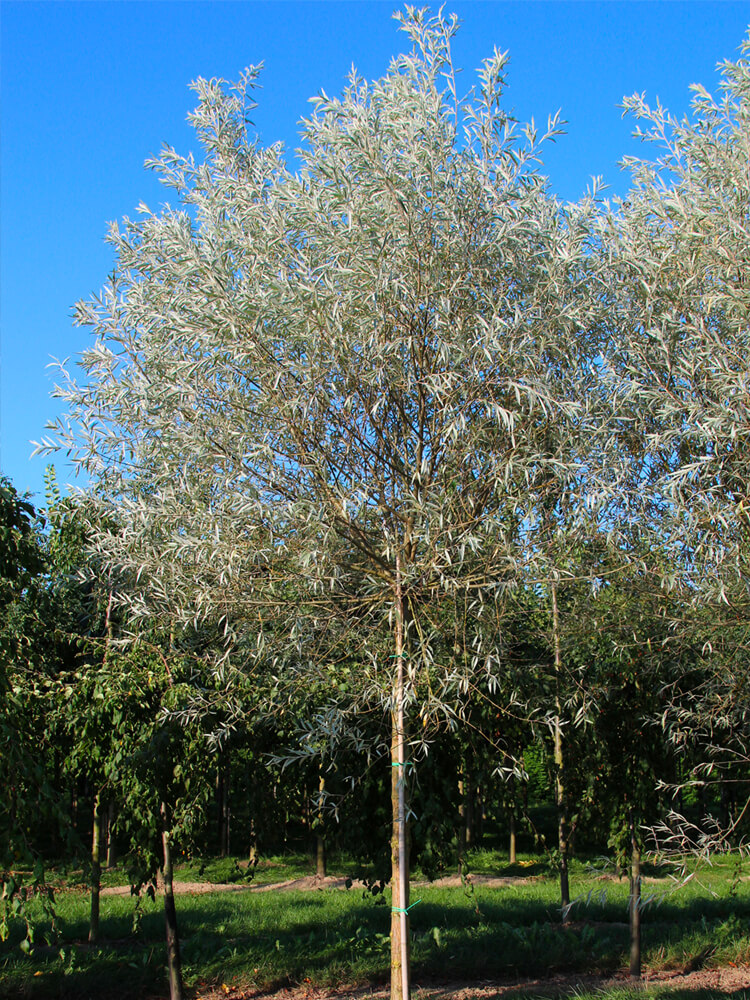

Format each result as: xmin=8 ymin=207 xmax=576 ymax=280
xmin=629 ymin=808 xmax=642 ymax=979
xmin=465 ymin=778 xmax=475 ymax=848
xmin=390 ymin=708 xmax=410 ymax=1000
xmin=105 ymin=798 xmax=116 ymax=869
xmin=474 ymin=784 xmax=484 ymax=843
xmin=88 ymin=791 xmax=102 ymax=944
xmin=457 ymin=773 xmax=466 ymax=876
xmin=390 ymin=555 xmax=410 ymax=1000
xmin=217 ymin=755 xmax=230 ymax=857
xmin=509 ymin=810 xmax=517 ymax=864
xmin=248 ymin=814 xmax=258 ymax=868
xmin=551 ymin=581 xmax=570 ymax=921
xmin=316 ymin=770 xmax=327 ymax=877
xmin=161 ymin=802 xmax=184 ymax=1000
xmin=71 ymin=785 xmax=79 ymax=834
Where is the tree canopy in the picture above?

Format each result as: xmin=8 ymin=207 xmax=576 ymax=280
xmin=31 ymin=11 xmax=750 ymax=999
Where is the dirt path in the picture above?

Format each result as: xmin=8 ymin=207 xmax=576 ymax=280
xmin=101 ymin=873 xmax=532 ymax=897
xmin=192 ymin=965 xmax=750 ymax=1000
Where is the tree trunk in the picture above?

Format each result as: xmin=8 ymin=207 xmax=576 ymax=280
xmin=509 ymin=810 xmax=517 ymax=864
xmin=161 ymin=803 xmax=184 ymax=1000
xmin=217 ymin=755 xmax=230 ymax=857
xmin=106 ymin=798 xmax=116 ymax=869
xmin=316 ymin=770 xmax=327 ymax=877
xmin=465 ymin=779 xmax=475 ymax=847
xmin=551 ymin=582 xmax=570 ymax=921
xmin=457 ymin=773 xmax=466 ymax=875
xmin=474 ymin=784 xmax=484 ymax=843
xmin=216 ymin=769 xmax=222 ymax=854
xmin=71 ymin=785 xmax=79 ymax=835
xmin=88 ymin=791 xmax=102 ymax=944
xmin=629 ymin=809 xmax=641 ymax=979
xmin=390 ymin=707 xmax=410 ymax=1000
xmin=316 ymin=832 xmax=327 ymax=877
xmin=555 ymin=742 xmax=570 ymax=919
xmin=390 ymin=556 xmax=410 ymax=1000
xmin=248 ymin=814 xmax=258 ymax=868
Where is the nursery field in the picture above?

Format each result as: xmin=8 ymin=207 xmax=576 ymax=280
xmin=2 ymin=851 xmax=750 ymax=1000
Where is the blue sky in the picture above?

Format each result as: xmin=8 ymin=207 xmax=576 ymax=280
xmin=2 ymin=1 xmax=749 ymax=505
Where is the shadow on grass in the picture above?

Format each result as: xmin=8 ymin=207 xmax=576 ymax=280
xmin=1 ymin=945 xmax=165 ymax=1000
xmin=2 ymin=885 xmax=749 ymax=1000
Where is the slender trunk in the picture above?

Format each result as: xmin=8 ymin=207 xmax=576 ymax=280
xmin=88 ymin=792 xmax=102 ymax=944
xmin=248 ymin=814 xmax=258 ymax=868
xmin=390 ymin=554 xmax=410 ymax=1000
xmin=457 ymin=774 xmax=466 ymax=876
xmin=161 ymin=803 xmax=183 ymax=1000
xmin=465 ymin=778 xmax=475 ymax=848
xmin=105 ymin=798 xmax=116 ymax=868
xmin=316 ymin=770 xmax=327 ymax=877
xmin=217 ymin=757 xmax=230 ymax=858
xmin=474 ymin=784 xmax=484 ymax=843
xmin=98 ymin=594 xmax=116 ymax=883
xmin=629 ymin=809 xmax=641 ymax=979
xmin=509 ymin=810 xmax=517 ymax=864
xmin=216 ymin=770 xmax=223 ymax=854
xmin=555 ymin=758 xmax=570 ymax=918
xmin=551 ymin=582 xmax=570 ymax=921
xmin=316 ymin=831 xmax=327 ymax=877
xmin=222 ymin=754 xmax=231 ymax=856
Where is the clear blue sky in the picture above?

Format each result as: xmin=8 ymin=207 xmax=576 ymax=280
xmin=2 ymin=1 xmax=748 ymax=505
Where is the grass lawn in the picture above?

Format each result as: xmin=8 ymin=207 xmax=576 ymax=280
xmin=1 ymin=851 xmax=749 ymax=999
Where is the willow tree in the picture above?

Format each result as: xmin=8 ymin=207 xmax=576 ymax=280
xmin=46 ymin=10 xmax=602 ymax=998
xmin=603 ymin=33 xmax=750 ymax=867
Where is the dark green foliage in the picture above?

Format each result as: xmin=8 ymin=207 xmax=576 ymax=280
xmin=0 ymin=478 xmax=63 ymax=940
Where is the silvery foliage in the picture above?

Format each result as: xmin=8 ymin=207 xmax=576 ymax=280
xmin=43 ymin=8 xmax=605 ymax=736
xmin=603 ymin=35 xmax=750 ymax=598
xmin=602 ymin=37 xmax=750 ymax=808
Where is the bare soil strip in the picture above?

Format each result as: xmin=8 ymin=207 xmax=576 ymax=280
xmin=100 ymin=873 xmax=532 ymax=897
xmin=193 ymin=965 xmax=750 ymax=1000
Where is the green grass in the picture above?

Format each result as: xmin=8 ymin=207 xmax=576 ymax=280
xmin=2 ymin=851 xmax=749 ymax=999
xmin=183 ymin=852 xmax=325 ymax=886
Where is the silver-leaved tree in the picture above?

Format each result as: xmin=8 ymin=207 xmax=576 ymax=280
xmin=603 ymin=32 xmax=750 ymax=894
xmin=45 ymin=10 xmax=604 ymax=998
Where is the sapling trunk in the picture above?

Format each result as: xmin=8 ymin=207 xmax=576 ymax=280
xmin=390 ymin=703 xmax=410 ymax=1000
xmin=466 ymin=778 xmax=475 ymax=848
xmin=161 ymin=802 xmax=184 ymax=1000
xmin=248 ymin=815 xmax=258 ymax=868
xmin=88 ymin=791 xmax=102 ymax=944
xmin=629 ymin=809 xmax=642 ymax=979
xmin=390 ymin=555 xmax=410 ymax=1000
xmin=217 ymin=754 xmax=230 ymax=857
xmin=105 ymin=798 xmax=116 ymax=868
xmin=316 ymin=770 xmax=327 ymax=877
xmin=476 ymin=785 xmax=486 ymax=843
xmin=316 ymin=832 xmax=327 ymax=878
xmin=457 ymin=772 xmax=466 ymax=874
xmin=551 ymin=582 xmax=570 ymax=921
xmin=554 ymin=733 xmax=570 ymax=918
xmin=509 ymin=810 xmax=517 ymax=865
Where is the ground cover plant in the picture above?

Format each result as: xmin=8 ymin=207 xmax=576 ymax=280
xmin=2 ymin=851 xmax=749 ymax=999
